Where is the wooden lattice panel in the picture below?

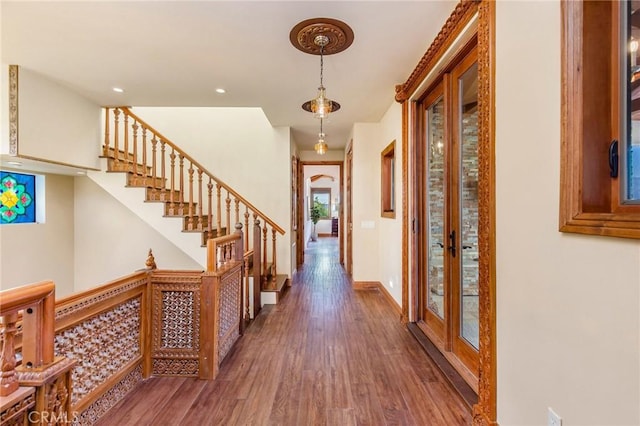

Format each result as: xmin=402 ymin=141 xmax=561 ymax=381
xmin=54 ymin=297 xmax=141 ymax=406
xmin=151 ymin=278 xmax=201 ymax=377
xmin=217 ymin=264 xmax=242 ymax=362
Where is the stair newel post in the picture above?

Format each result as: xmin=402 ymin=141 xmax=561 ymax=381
xmin=160 ymin=140 xmax=167 ymax=196
xmin=103 ymin=108 xmax=110 ymax=157
xmin=197 ymin=169 xmax=204 ymax=230
xmin=253 ymin=219 xmax=262 ymax=317
xmin=114 ymin=108 xmax=121 ymax=163
xmin=225 ymin=192 xmax=231 ymax=236
xmin=188 ymin=162 xmax=194 ymax=229
xmin=262 ymin=225 xmax=268 ymax=278
xmin=244 ymin=255 xmax=250 ymax=322
xmin=207 ymin=178 xmax=213 ymax=240
xmin=271 ymin=227 xmax=277 ymax=277
xmin=234 ymin=223 xmax=244 ymax=262
xmin=132 ymin=120 xmax=139 ymax=176
xmin=234 ymin=223 xmax=245 ymax=334
xmin=179 ymin=155 xmax=185 ymax=212
xmin=169 ymin=148 xmax=176 ymax=209
xmin=124 ymin=113 xmax=129 ymax=162
xmin=216 ymin=184 xmax=222 ymax=237
xmin=244 ymin=207 xmax=250 ymax=253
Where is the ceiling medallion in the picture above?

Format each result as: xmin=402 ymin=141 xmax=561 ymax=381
xmin=289 ymin=17 xmax=354 ymax=55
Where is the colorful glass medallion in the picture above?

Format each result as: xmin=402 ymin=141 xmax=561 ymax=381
xmin=0 ymin=171 xmax=35 ymax=224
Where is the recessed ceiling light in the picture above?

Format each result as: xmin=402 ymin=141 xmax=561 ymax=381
xmin=215 ymin=88 xmax=226 ymax=94
xmin=76 ymin=171 xmax=86 ymax=175
xmin=6 ymin=161 xmax=22 ymax=166
xmin=112 ymin=87 xmax=124 ymax=93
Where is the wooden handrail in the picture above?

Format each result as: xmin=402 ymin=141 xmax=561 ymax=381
xmin=118 ymin=107 xmax=285 ymax=235
xmin=0 ymin=281 xmax=55 ymax=315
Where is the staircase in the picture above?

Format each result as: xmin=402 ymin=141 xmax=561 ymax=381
xmin=93 ymin=107 xmax=289 ymax=315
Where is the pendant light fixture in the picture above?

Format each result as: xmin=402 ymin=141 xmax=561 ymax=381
xmin=290 ymin=17 xmax=354 ymax=118
xmin=306 ymin=35 xmax=336 ymax=119
xmin=314 ymin=118 xmax=328 ymax=155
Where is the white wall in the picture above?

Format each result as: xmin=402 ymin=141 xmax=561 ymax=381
xmin=74 ymin=176 xmax=202 ymax=292
xmin=8 ymin=66 xmax=101 ymax=169
xmin=350 ymin=123 xmax=382 ymax=283
xmin=496 ymin=1 xmax=640 ymax=425
xmin=0 ymin=173 xmax=75 ymax=297
xmin=377 ymin=103 xmax=403 ymax=303
xmin=130 ymin=107 xmax=292 ymax=277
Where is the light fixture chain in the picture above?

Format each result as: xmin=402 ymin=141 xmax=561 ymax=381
xmin=319 ymin=44 xmax=324 ymax=87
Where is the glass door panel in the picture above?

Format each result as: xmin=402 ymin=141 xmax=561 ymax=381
xmin=417 ymin=43 xmax=479 ymax=386
xmin=426 ymin=96 xmax=446 ymax=321
xmin=458 ymin=62 xmax=479 ymax=350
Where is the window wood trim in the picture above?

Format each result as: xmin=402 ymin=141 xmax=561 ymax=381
xmin=560 ymin=0 xmax=640 ymax=239
xmin=381 ymin=140 xmax=396 ymax=218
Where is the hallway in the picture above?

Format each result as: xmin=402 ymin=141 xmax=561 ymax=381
xmin=97 ymin=237 xmax=471 ymax=425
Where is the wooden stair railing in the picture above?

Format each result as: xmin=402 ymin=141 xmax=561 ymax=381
xmin=2 ymin=246 xmax=247 ymax=424
xmin=102 ymin=107 xmax=285 ymax=305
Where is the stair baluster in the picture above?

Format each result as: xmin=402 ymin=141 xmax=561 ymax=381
xmin=160 ymin=139 xmax=167 ymax=196
xmin=170 ymin=147 xmax=176 ymax=209
xmin=179 ymin=155 xmax=185 ymax=214
xmin=216 ymin=184 xmax=222 ymax=237
xmin=271 ymin=227 xmax=277 ymax=277
xmin=132 ymin=121 xmax=139 ymax=176
xmin=142 ymin=127 xmax=148 ymax=177
xmin=103 ymin=108 xmax=109 ymax=157
xmin=225 ymin=191 xmax=231 ymax=236
xmin=113 ymin=108 xmax=120 ymax=163
xmin=198 ymin=169 xmax=204 ymax=230
xmin=207 ymin=178 xmax=214 ymax=240
xmin=262 ymin=225 xmax=268 ymax=278
xmin=188 ymin=162 xmax=194 ymax=229
xmin=244 ymin=207 xmax=250 ymax=253
xmin=151 ymin=136 xmax=158 ymax=197
xmin=124 ymin=113 xmax=129 ymax=162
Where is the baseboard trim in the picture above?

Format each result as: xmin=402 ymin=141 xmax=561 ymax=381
xmin=353 ymin=281 xmax=402 ymax=318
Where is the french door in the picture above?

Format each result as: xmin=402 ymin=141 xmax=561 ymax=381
xmin=418 ymin=44 xmax=479 ymax=384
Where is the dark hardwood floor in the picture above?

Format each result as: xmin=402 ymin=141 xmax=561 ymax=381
xmin=97 ymin=237 xmax=471 ymax=425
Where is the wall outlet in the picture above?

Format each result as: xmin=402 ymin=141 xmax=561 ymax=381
xmin=548 ymin=407 xmax=562 ymax=426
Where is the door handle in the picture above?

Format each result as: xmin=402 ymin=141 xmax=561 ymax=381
xmin=448 ymin=230 xmax=456 ymax=257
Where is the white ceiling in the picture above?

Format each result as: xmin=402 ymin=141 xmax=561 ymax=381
xmin=1 ymin=1 xmax=457 ymax=152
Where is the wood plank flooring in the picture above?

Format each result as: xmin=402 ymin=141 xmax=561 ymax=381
xmin=96 ymin=237 xmax=471 ymax=425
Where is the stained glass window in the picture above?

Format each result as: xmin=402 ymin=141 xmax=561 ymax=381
xmin=1 ymin=171 xmax=36 ymax=224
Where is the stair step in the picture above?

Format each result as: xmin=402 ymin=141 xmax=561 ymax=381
xmin=126 ymin=173 xmax=166 ymax=188
xmin=183 ymin=215 xmax=214 ymax=232
xmin=164 ymin=202 xmax=198 ymax=217
xmin=261 ymin=274 xmax=289 ymax=303
xmin=146 ymin=188 xmax=182 ymax=203
xmin=106 ymin=157 xmax=152 ymax=175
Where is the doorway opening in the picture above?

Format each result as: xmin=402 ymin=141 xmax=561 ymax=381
xmin=295 ymin=161 xmax=344 ymax=268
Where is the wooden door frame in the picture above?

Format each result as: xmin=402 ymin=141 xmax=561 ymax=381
xmin=395 ymin=2 xmax=496 ymax=425
xmin=346 ymin=144 xmax=353 ymax=275
xmin=296 ymin=160 xmax=344 ymax=266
